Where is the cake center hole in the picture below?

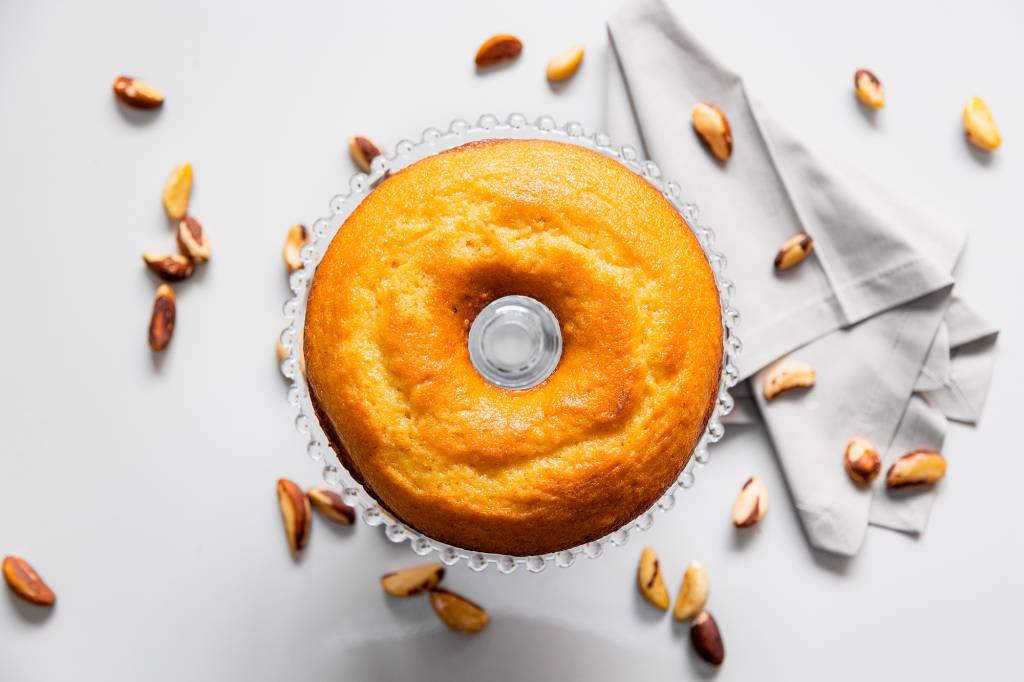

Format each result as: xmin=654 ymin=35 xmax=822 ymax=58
xmin=482 ymin=317 xmax=538 ymax=369
xmin=468 ymin=295 xmax=562 ymax=390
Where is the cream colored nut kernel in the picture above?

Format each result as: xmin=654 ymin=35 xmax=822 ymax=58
xmin=429 ymin=588 xmax=490 ymax=633
xmin=148 ymin=284 xmax=176 ymax=351
xmin=963 ymin=96 xmax=1001 ymax=151
xmin=763 ymin=360 xmax=816 ymax=400
xmin=142 ymin=252 xmax=194 ymax=282
xmin=380 ymin=563 xmax=445 ymax=597
xmin=177 ymin=216 xmax=211 ymax=262
xmin=277 ymin=478 xmax=312 ymax=552
xmin=2 ymin=556 xmax=56 ymax=606
xmin=844 ymin=437 xmax=881 ymax=486
xmin=349 ymin=136 xmax=382 ymax=173
xmin=282 ymin=223 xmax=308 ymax=272
xmin=546 ymin=44 xmax=584 ymax=81
xmin=732 ymin=476 xmax=768 ymax=528
xmin=673 ymin=561 xmax=709 ymax=621
xmin=276 ymin=338 xmax=289 ymax=362
xmin=690 ymin=611 xmax=725 ymax=666
xmin=112 ymin=75 xmax=164 ymax=109
xmin=474 ymin=34 xmax=523 ymax=67
xmin=161 ymin=162 xmax=192 ymax=220
xmin=774 ymin=233 xmax=814 ymax=270
xmin=637 ymin=546 xmax=670 ymax=610
xmin=886 ymin=449 xmax=947 ymax=488
xmin=854 ymin=69 xmax=885 ymax=109
xmin=306 ymin=487 xmax=356 ymax=525
xmin=691 ymin=102 xmax=732 ymax=161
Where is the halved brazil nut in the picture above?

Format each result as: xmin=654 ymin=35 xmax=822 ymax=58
xmin=886 ymin=449 xmax=946 ymax=488
xmin=112 ymin=75 xmax=164 ymax=109
xmin=691 ymin=102 xmax=732 ymax=161
xmin=690 ymin=611 xmax=725 ymax=666
xmin=673 ymin=561 xmax=709 ymax=621
xmin=774 ymin=233 xmax=814 ymax=271
xmin=161 ymin=162 xmax=192 ymax=220
xmin=763 ymin=360 xmax=816 ymax=400
xmin=2 ymin=556 xmax=56 ymax=606
xmin=148 ymin=284 xmax=176 ymax=351
xmin=854 ymin=69 xmax=885 ymax=109
xmin=282 ymin=223 xmax=309 ymax=272
xmin=380 ymin=563 xmax=445 ymax=597
xmin=277 ymin=478 xmax=312 ymax=552
xmin=963 ymin=96 xmax=1001 ymax=151
xmin=143 ymin=252 xmax=194 ymax=282
xmin=177 ymin=216 xmax=210 ymax=262
xmin=637 ymin=546 xmax=670 ymax=610
xmin=349 ymin=136 xmax=382 ymax=173
xmin=732 ymin=476 xmax=768 ymax=528
xmin=475 ymin=34 xmax=523 ymax=67
xmin=429 ymin=588 xmax=490 ymax=633
xmin=306 ymin=487 xmax=356 ymax=525
xmin=546 ymin=45 xmax=584 ymax=81
xmin=844 ymin=437 xmax=881 ymax=486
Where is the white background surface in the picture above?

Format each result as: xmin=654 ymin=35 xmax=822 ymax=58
xmin=1 ymin=0 xmax=1021 ymax=679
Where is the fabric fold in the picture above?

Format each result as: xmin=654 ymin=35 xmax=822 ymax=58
xmin=605 ymin=0 xmax=998 ymax=555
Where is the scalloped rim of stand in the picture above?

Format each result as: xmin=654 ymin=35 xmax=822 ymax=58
xmin=279 ymin=114 xmax=741 ymax=574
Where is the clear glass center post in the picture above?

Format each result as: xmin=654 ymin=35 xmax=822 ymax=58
xmin=468 ymin=295 xmax=562 ymax=390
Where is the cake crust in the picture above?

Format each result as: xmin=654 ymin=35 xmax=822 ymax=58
xmin=304 ymin=139 xmax=722 ymax=556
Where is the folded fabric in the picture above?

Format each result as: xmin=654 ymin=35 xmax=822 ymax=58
xmin=605 ymin=0 xmax=998 ymax=555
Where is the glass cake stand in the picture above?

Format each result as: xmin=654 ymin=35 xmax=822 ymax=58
xmin=279 ymin=114 xmax=741 ymax=573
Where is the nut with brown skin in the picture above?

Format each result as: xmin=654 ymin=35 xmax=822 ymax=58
xmin=691 ymin=102 xmax=732 ymax=161
xmin=844 ymin=437 xmax=881 ymax=486
xmin=380 ymin=563 xmax=445 ymax=597
xmin=429 ymin=588 xmax=490 ymax=633
xmin=112 ymin=75 xmax=164 ymax=109
xmin=148 ymin=284 xmax=176 ymax=351
xmin=475 ymin=34 xmax=523 ymax=67
xmin=142 ymin=252 xmax=194 ymax=282
xmin=161 ymin=163 xmax=192 ymax=220
xmin=854 ymin=69 xmax=885 ymax=109
xmin=963 ymin=97 xmax=1001 ymax=151
xmin=2 ymin=556 xmax=55 ymax=606
xmin=349 ymin=136 xmax=382 ymax=173
xmin=282 ymin=223 xmax=308 ymax=272
xmin=763 ymin=360 xmax=816 ymax=400
xmin=774 ymin=233 xmax=814 ymax=271
xmin=637 ymin=546 xmax=670 ymax=610
xmin=673 ymin=561 xmax=709 ymax=621
xmin=177 ymin=216 xmax=210 ymax=262
xmin=690 ymin=611 xmax=725 ymax=666
xmin=886 ymin=449 xmax=947 ymax=488
xmin=277 ymin=478 xmax=312 ymax=552
xmin=546 ymin=45 xmax=584 ymax=81
xmin=306 ymin=487 xmax=356 ymax=525
xmin=732 ymin=476 xmax=768 ymax=528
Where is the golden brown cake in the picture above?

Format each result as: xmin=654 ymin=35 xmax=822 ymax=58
xmin=304 ymin=139 xmax=722 ymax=556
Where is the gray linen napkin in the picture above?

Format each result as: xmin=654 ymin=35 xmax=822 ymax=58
xmin=605 ymin=0 xmax=998 ymax=555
